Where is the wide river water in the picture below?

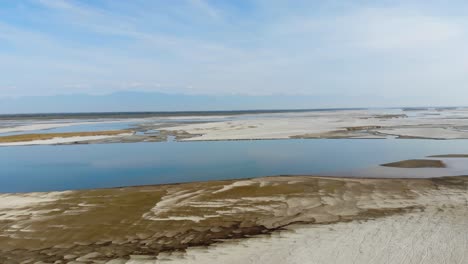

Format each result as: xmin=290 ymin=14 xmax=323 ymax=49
xmin=1 ymin=139 xmax=468 ymax=193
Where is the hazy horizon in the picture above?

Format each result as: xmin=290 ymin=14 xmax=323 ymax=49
xmin=0 ymin=90 xmax=466 ymax=114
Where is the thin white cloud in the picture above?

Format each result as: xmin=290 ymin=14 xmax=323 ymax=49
xmin=36 ymin=0 xmax=74 ymax=10
xmin=342 ymin=8 xmax=466 ymax=50
xmin=188 ymin=0 xmax=222 ymax=19
xmin=32 ymin=0 xmax=237 ymax=61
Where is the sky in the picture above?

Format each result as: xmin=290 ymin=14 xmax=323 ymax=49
xmin=1 ymin=0 xmax=468 ymax=107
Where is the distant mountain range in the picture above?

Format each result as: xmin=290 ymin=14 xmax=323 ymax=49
xmin=0 ymin=91 xmax=456 ymax=114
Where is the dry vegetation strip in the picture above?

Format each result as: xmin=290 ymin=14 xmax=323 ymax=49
xmin=428 ymin=154 xmax=468 ymax=158
xmin=381 ymin=159 xmax=446 ymax=168
xmin=0 ymin=130 xmax=132 ymax=143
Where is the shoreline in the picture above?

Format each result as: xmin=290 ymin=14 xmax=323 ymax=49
xmin=1 ymin=133 xmax=468 ymax=147
xmin=0 ymin=173 xmax=463 ymax=195
xmin=0 ymin=131 xmax=134 ymax=146
xmin=2 ymin=154 xmax=468 ymax=194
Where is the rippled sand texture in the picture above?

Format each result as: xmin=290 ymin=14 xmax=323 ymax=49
xmin=1 ymin=176 xmax=467 ymax=263
xmin=159 ymin=205 xmax=467 ymax=264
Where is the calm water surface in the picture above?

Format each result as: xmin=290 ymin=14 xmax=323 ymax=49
xmin=1 ymin=139 xmax=468 ymax=193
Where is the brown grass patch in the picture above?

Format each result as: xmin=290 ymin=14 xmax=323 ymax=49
xmin=428 ymin=154 xmax=468 ymax=158
xmin=0 ymin=130 xmax=132 ymax=143
xmin=381 ymin=159 xmax=446 ymax=168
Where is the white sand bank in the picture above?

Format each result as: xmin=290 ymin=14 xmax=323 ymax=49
xmin=0 ymin=119 xmax=143 ymax=134
xmin=0 ymin=122 xmax=96 ymax=134
xmin=150 ymin=206 xmax=467 ymax=264
xmin=163 ymin=108 xmax=468 ymax=141
xmin=0 ymin=192 xmax=66 ymax=221
xmin=0 ymin=133 xmax=132 ymax=146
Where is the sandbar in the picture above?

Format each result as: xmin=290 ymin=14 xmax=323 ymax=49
xmin=381 ymin=159 xmax=446 ymax=168
xmin=0 ymin=130 xmax=133 ymax=146
xmin=1 ymin=174 xmax=467 ymax=263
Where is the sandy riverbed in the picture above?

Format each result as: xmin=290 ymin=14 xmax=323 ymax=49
xmin=3 ymin=108 xmax=468 ymax=145
xmin=0 ymin=133 xmax=133 ymax=146
xmin=0 ymin=121 xmax=114 ymax=134
xmin=0 ymin=173 xmax=467 ymax=263
xmin=162 ymin=108 xmax=468 ymax=141
xmin=153 ymin=205 xmax=467 ymax=264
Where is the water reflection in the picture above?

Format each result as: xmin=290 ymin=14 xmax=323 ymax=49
xmin=0 ymin=139 xmax=467 ymax=193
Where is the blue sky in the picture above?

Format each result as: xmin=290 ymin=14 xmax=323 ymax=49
xmin=1 ymin=0 xmax=468 ymax=105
